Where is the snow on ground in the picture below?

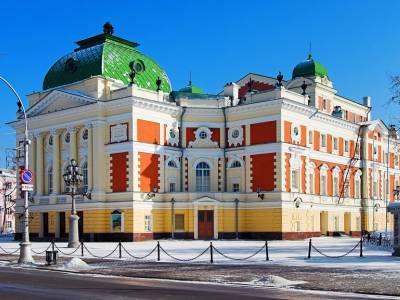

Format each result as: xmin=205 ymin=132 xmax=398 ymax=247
xmin=1 ymin=237 xmax=399 ymax=271
xmin=61 ymin=258 xmax=91 ymax=270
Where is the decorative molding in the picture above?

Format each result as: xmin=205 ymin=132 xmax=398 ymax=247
xmin=188 ymin=127 xmax=218 ymax=148
xmin=110 ymin=123 xmax=128 ymax=143
xmin=227 ymin=126 xmax=243 ymax=146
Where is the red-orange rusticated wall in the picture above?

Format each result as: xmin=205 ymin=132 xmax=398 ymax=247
xmin=251 ymin=153 xmax=275 ymax=192
xmin=110 ymin=152 xmax=128 ymax=192
xmin=139 ymin=152 xmax=159 ymax=192
xmin=137 ymin=119 xmax=160 ymax=144
xmin=250 ymin=121 xmax=277 ymax=145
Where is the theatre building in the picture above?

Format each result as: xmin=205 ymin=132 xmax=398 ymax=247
xmin=9 ymin=25 xmax=398 ymax=241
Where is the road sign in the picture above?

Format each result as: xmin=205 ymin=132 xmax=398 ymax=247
xmin=20 ymin=169 xmax=34 ymax=184
xmin=21 ymin=184 xmax=34 ymax=192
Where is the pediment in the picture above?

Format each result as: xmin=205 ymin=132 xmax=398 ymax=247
xmin=26 ymin=89 xmax=96 ymax=117
xmin=193 ymin=196 xmax=220 ymax=204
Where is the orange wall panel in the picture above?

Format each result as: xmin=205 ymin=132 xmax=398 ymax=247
xmin=300 ymin=125 xmax=307 ymax=146
xmin=186 ymin=128 xmax=196 ymax=145
xmin=314 ymin=131 xmax=320 ymax=151
xmin=137 ymin=119 xmax=160 ymax=144
xmin=251 ymin=153 xmax=275 ymax=192
xmin=139 ymin=152 xmax=159 ymax=192
xmin=250 ymin=121 xmax=277 ymax=145
xmin=110 ymin=152 xmax=128 ymax=192
xmin=327 ymin=134 xmax=332 ymax=153
xmin=338 ymin=137 xmax=344 ymax=156
xmin=211 ymin=128 xmax=220 ymax=145
xmin=284 ymin=121 xmax=291 ymax=144
xmin=368 ymin=143 xmax=372 ymax=161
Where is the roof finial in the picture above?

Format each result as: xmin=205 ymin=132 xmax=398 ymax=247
xmin=308 ymin=41 xmax=312 ymax=59
xmin=103 ymin=22 xmax=114 ymax=35
xmin=189 ymin=71 xmax=192 ymax=86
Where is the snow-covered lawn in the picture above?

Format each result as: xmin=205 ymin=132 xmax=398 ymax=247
xmin=1 ymin=237 xmax=399 ymax=271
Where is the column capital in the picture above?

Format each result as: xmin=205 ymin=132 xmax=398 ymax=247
xmin=50 ymin=128 xmax=63 ymax=136
xmin=87 ymin=119 xmax=107 ymax=128
xmin=66 ymin=126 xmax=78 ymax=134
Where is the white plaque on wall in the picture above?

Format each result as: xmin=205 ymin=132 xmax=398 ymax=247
xmin=110 ymin=123 xmax=128 ymax=143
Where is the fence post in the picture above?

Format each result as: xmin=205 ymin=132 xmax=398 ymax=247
xmin=157 ymin=241 xmax=160 ymax=261
xmin=81 ymin=240 xmax=84 ymax=257
xmin=119 ymin=241 xmax=122 ymax=259
xmin=210 ymin=242 xmax=213 ymax=264
xmin=360 ymin=237 xmax=363 ymax=257
xmin=307 ymin=239 xmax=312 ymax=259
xmin=51 ymin=240 xmax=55 ymax=252
xmin=265 ymin=241 xmax=269 ymax=261
xmin=379 ymin=233 xmax=382 ymax=246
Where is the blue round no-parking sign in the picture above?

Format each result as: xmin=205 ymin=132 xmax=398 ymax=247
xmin=20 ymin=169 xmax=34 ymax=184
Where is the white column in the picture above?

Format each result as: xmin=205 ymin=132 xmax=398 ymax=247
xmin=91 ymin=120 xmax=106 ymax=198
xmin=67 ymin=127 xmax=78 ymax=161
xmin=35 ymin=133 xmax=44 ymax=196
xmin=51 ymin=129 xmax=61 ymax=195
xmin=87 ymin=124 xmax=93 ymax=191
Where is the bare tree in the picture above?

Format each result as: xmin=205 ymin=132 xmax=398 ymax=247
xmin=391 ymin=76 xmax=400 ymax=104
xmin=0 ymin=175 xmax=16 ymax=234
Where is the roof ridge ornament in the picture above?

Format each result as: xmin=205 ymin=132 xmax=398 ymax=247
xmin=103 ymin=22 xmax=114 ymax=35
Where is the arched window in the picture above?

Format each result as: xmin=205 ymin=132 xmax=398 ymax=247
xmin=48 ymin=167 xmax=53 ymax=195
xmin=82 ymin=162 xmax=88 ymax=193
xmin=320 ymin=164 xmax=328 ymax=196
xmin=167 ymin=160 xmax=178 ymax=168
xmin=230 ymin=160 xmax=242 ymax=168
xmin=332 ymin=167 xmax=340 ymax=197
xmin=307 ymin=162 xmax=316 ymax=194
xmin=196 ymin=162 xmax=210 ymax=192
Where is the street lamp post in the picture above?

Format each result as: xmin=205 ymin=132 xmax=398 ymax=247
xmin=0 ymin=76 xmax=34 ymax=264
xmin=63 ymin=158 xmax=84 ymax=248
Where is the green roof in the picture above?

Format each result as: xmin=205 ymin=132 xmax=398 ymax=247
xmin=178 ymin=81 xmax=204 ymax=94
xmin=43 ymin=33 xmax=172 ymax=93
xmin=292 ymin=54 xmax=328 ymax=79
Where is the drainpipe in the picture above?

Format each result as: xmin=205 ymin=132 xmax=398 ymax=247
xmin=222 ymin=107 xmax=227 ymax=192
xmin=180 ymin=107 xmax=186 ymax=192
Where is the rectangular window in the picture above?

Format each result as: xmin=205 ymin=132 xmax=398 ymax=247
xmin=174 ymin=214 xmax=184 ymax=231
xmin=323 ymin=99 xmax=327 ymax=110
xmin=373 ymin=181 xmax=378 ymax=198
xmin=308 ymin=131 xmax=313 ymax=145
xmin=333 ymin=138 xmax=338 ymax=151
xmin=333 ymin=177 xmax=339 ymax=196
xmin=355 ymin=180 xmax=360 ymax=198
xmin=111 ymin=213 xmax=122 ymax=232
xmin=144 ymin=215 xmax=152 ymax=232
xmin=344 ymin=110 xmax=348 ymax=120
xmin=320 ymin=175 xmax=327 ymax=196
xmin=169 ymin=182 xmax=176 ymax=192
xmin=345 ymin=141 xmax=349 ymax=153
xmin=232 ymin=183 xmax=240 ymax=192
xmin=291 ymin=169 xmax=299 ymax=190
xmin=321 ymin=134 xmax=326 ymax=148
xmin=395 ymin=155 xmax=399 ymax=167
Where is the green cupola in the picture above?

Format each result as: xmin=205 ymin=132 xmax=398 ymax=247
xmin=292 ymin=54 xmax=328 ymax=79
xmin=178 ymin=81 xmax=204 ymax=94
xmin=43 ymin=23 xmax=172 ymax=93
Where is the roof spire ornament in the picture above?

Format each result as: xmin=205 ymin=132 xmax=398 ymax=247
xmin=156 ymin=76 xmax=162 ymax=92
xmin=276 ymin=71 xmax=283 ymax=88
xmin=301 ymin=80 xmax=307 ymax=95
xmin=103 ymin=22 xmax=114 ymax=35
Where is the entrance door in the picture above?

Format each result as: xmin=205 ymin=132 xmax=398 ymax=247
xmin=59 ymin=212 xmax=66 ymax=238
xmin=77 ymin=211 xmax=84 ymax=237
xmin=42 ymin=213 xmax=49 ymax=237
xmin=198 ymin=210 xmax=214 ymax=239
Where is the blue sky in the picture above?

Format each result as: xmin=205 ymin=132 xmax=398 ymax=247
xmin=0 ymin=0 xmax=400 ymax=167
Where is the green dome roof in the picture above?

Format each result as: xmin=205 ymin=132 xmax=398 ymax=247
xmin=178 ymin=81 xmax=204 ymax=94
xmin=43 ymin=33 xmax=172 ymax=93
xmin=292 ymin=54 xmax=328 ymax=79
